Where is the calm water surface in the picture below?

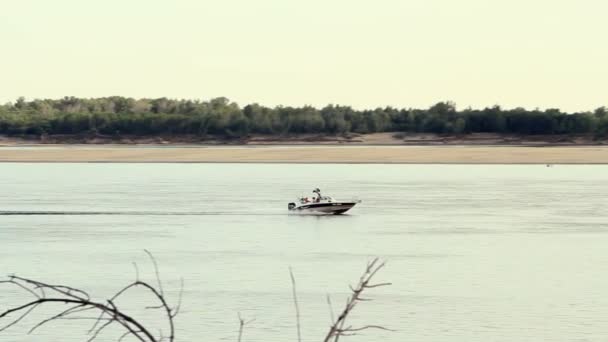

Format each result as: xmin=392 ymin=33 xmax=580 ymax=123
xmin=1 ymin=163 xmax=607 ymax=342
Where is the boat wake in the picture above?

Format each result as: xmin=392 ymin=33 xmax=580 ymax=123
xmin=0 ymin=211 xmax=285 ymax=216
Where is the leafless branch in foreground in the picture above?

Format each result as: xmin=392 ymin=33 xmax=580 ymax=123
xmin=0 ymin=251 xmax=180 ymax=342
xmin=2 ymin=256 xmax=391 ymax=342
xmin=289 ymin=267 xmax=302 ymax=342
xmin=322 ymin=258 xmax=393 ymax=342
xmin=326 ymin=294 xmax=335 ymax=324
xmin=237 ymin=312 xmax=255 ymax=342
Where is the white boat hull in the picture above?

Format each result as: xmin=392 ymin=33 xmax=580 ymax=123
xmin=288 ymin=202 xmax=359 ymax=215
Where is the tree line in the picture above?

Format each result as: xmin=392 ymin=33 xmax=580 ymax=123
xmin=1 ymin=96 xmax=607 ymax=137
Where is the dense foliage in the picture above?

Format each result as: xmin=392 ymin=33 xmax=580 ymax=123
xmin=1 ymin=97 xmax=607 ymax=137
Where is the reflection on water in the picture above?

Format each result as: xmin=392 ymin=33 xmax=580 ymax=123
xmin=1 ymin=163 xmax=608 ymax=342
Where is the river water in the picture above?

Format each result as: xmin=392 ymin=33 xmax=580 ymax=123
xmin=1 ymin=163 xmax=607 ymax=342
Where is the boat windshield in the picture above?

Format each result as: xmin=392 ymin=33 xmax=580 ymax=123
xmin=298 ymin=195 xmax=333 ymax=203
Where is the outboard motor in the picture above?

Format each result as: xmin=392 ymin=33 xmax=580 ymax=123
xmin=288 ymin=202 xmax=296 ymax=210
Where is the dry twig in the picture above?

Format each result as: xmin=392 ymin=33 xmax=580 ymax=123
xmin=0 ymin=251 xmax=180 ymax=342
xmin=289 ymin=267 xmax=302 ymax=342
xmin=322 ymin=258 xmax=392 ymax=342
xmin=237 ymin=312 xmax=255 ymax=342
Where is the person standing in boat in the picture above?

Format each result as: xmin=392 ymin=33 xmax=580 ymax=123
xmin=313 ymin=188 xmax=322 ymax=203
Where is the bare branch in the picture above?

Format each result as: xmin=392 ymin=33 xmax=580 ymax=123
xmin=87 ymin=309 xmax=107 ymax=335
xmin=109 ymin=280 xmax=175 ymax=341
xmin=1 ymin=251 xmax=180 ymax=342
xmin=87 ymin=319 xmax=114 ymax=342
xmin=0 ymin=279 xmax=40 ymax=299
xmin=334 ymin=299 xmax=348 ymax=342
xmin=172 ymin=278 xmax=184 ymax=318
xmin=339 ymin=325 xmax=394 ymax=333
xmin=0 ymin=302 xmax=39 ymax=332
xmin=144 ymin=249 xmax=164 ymax=296
xmin=323 ymin=258 xmax=391 ymax=342
xmin=364 ymin=282 xmax=392 ymax=289
xmin=289 ymin=267 xmax=302 ymax=342
xmin=2 ymin=253 xmax=391 ymax=342
xmin=10 ymin=276 xmax=90 ymax=301
xmin=237 ymin=312 xmax=254 ymax=342
xmin=133 ymin=262 xmax=140 ymax=282
xmin=145 ymin=305 xmax=165 ymax=310
xmin=29 ymin=304 xmax=91 ymax=333
xmin=326 ymin=294 xmax=335 ymax=324
xmin=118 ymin=330 xmax=136 ymax=342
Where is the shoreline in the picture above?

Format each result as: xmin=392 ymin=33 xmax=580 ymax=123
xmin=1 ymin=145 xmax=607 ymax=164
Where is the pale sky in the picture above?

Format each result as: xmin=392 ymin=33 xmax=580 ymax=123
xmin=1 ymin=0 xmax=606 ymax=111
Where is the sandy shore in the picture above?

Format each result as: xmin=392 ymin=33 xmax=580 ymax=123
xmin=1 ymin=145 xmax=607 ymax=164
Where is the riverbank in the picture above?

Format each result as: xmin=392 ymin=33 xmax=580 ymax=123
xmin=1 ymin=145 xmax=607 ymax=164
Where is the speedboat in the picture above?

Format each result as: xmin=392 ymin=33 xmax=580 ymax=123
xmin=288 ymin=188 xmax=361 ymax=215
